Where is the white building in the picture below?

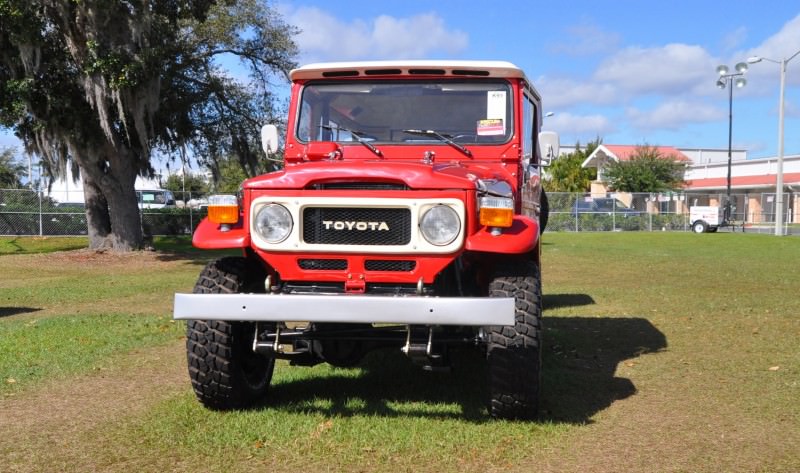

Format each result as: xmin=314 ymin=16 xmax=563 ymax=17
xmin=46 ymin=165 xmax=165 ymax=204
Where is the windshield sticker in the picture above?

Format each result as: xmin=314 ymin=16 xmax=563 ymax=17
xmin=477 ymin=118 xmax=505 ymax=136
xmin=487 ymin=91 xmax=506 ymax=119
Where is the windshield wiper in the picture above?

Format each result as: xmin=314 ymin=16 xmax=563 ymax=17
xmin=319 ymin=124 xmax=382 ymax=157
xmin=402 ymin=129 xmax=472 ymax=157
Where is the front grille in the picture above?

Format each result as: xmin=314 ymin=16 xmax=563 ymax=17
xmin=365 ymin=260 xmax=416 ymax=272
xmin=298 ymin=259 xmax=348 ymax=270
xmin=302 ymin=207 xmax=411 ymax=245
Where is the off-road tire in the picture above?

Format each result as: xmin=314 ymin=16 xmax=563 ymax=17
xmin=540 ymin=189 xmax=549 ymax=234
xmin=486 ymin=259 xmax=543 ymax=420
xmin=186 ymin=257 xmax=274 ymax=410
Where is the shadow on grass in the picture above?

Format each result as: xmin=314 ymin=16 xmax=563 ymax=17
xmin=0 ymin=236 xmax=25 ymax=254
xmin=262 ymin=313 xmax=666 ymax=424
xmin=266 ymin=347 xmax=491 ymax=422
xmin=0 ymin=306 xmax=42 ymax=318
xmin=543 ymin=293 xmax=596 ymax=310
xmin=152 ymin=236 xmax=239 ymax=266
xmin=542 ymin=316 xmax=667 ymax=424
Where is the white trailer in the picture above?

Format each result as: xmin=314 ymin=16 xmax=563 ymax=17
xmin=689 ymin=206 xmax=722 ymax=233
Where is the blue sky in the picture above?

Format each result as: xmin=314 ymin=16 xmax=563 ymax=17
xmin=276 ymin=0 xmax=800 ymax=159
xmin=4 ymin=1 xmax=800 ymax=161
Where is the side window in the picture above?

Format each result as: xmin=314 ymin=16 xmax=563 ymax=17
xmin=298 ymin=101 xmax=312 ymax=141
xmin=522 ymin=94 xmax=535 ymax=165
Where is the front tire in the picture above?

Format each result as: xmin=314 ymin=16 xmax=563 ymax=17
xmin=186 ymin=258 xmax=275 ymax=410
xmin=540 ymin=189 xmax=549 ymax=234
xmin=486 ymin=259 xmax=543 ymax=420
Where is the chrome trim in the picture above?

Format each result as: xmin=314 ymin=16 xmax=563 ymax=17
xmin=249 ymin=196 xmax=465 ymax=254
xmin=173 ymin=293 xmax=514 ymax=326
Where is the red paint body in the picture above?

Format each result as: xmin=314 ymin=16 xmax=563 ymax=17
xmin=193 ymin=62 xmax=546 ymax=293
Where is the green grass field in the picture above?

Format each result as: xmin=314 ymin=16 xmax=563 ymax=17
xmin=0 ymin=233 xmax=798 ymax=472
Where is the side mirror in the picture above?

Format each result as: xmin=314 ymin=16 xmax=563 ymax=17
xmin=538 ymin=131 xmax=560 ymax=166
xmin=261 ymin=124 xmax=280 ymax=155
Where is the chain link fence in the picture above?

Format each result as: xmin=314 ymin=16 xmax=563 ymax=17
xmin=0 ymin=188 xmax=207 ymax=237
xmin=546 ymin=191 xmax=795 ymax=234
xmin=2 ymin=188 xmax=795 ymax=236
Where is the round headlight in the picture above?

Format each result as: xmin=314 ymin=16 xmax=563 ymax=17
xmin=254 ymin=204 xmax=293 ymax=243
xmin=419 ymin=205 xmax=460 ymax=246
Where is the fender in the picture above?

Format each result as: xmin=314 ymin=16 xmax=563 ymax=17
xmin=192 ymin=217 xmax=250 ymax=249
xmin=465 ymin=215 xmax=539 ymax=254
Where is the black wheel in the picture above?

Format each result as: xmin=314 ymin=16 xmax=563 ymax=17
xmin=692 ymin=221 xmax=708 ymax=233
xmin=540 ymin=189 xmax=549 ymax=234
xmin=485 ymin=259 xmax=543 ymax=420
xmin=186 ymin=257 xmax=275 ymax=410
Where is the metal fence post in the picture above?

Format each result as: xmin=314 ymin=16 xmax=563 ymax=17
xmin=37 ymin=189 xmax=43 ymax=236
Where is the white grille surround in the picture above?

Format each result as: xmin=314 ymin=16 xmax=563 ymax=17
xmin=249 ymin=196 xmax=466 ymax=254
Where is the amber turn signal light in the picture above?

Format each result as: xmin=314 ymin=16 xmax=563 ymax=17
xmin=479 ymin=207 xmax=513 ymax=227
xmin=479 ymin=196 xmax=514 ymax=228
xmin=207 ymin=195 xmax=239 ymax=225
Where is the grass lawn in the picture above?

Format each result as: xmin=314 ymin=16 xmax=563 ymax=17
xmin=0 ymin=233 xmax=798 ymax=472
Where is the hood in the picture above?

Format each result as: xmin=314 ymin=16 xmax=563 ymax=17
xmin=243 ymin=160 xmax=507 ymax=191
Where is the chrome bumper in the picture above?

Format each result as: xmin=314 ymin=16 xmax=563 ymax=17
xmin=173 ymin=293 xmax=515 ymax=326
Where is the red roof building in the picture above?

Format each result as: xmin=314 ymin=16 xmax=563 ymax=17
xmin=578 ymin=144 xmax=800 ymax=225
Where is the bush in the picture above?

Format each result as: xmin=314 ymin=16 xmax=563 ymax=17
xmin=141 ymin=208 xmax=208 ymax=236
xmin=651 ymin=213 xmax=687 ymax=231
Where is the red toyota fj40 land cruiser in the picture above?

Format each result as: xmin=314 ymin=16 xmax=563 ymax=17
xmin=174 ymin=60 xmax=558 ymax=420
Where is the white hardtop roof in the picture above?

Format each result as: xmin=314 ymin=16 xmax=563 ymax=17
xmin=290 ymin=60 xmax=528 ymax=82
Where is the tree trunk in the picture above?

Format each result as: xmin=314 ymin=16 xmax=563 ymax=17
xmin=78 ymin=147 xmax=144 ymax=251
xmin=81 ymin=172 xmax=113 ymax=249
xmin=102 ymin=172 xmax=144 ymax=251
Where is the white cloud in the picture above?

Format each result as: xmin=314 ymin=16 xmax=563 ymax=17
xmin=547 ymin=21 xmax=622 ymax=56
xmin=739 ymin=14 xmax=800 ymax=91
xmin=721 ymin=26 xmax=748 ymax=53
xmin=548 ymin=112 xmax=616 ymax=137
xmin=743 ymin=14 xmax=800 ymax=62
xmin=536 ymin=76 xmax=618 ymax=109
xmin=594 ymin=43 xmax=717 ymax=96
xmin=282 ymin=7 xmax=468 ymax=62
xmin=0 ymin=130 xmax=22 ymax=150
xmin=626 ymin=100 xmax=723 ymax=131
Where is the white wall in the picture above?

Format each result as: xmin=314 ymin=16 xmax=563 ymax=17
xmin=679 ymin=148 xmax=747 ymax=164
xmin=685 ymin=154 xmax=800 ymax=181
xmin=46 ymin=166 xmax=163 ymax=203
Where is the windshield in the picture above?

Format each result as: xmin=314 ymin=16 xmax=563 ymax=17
xmin=296 ymin=80 xmax=513 ymax=144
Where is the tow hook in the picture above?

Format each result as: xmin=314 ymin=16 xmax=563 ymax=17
xmin=401 ymin=325 xmax=449 ymax=372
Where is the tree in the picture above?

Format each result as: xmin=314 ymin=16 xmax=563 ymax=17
xmin=543 ymin=138 xmax=600 ymax=192
xmin=0 ymin=0 xmax=297 ymax=250
xmin=211 ymin=154 xmax=280 ymax=194
xmin=604 ymin=145 xmax=686 ymax=192
xmin=214 ymin=156 xmax=250 ymax=194
xmin=0 ymin=146 xmax=26 ymax=188
xmin=163 ymin=172 xmax=209 ymax=199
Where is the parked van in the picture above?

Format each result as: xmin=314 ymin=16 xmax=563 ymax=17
xmin=137 ymin=189 xmax=176 ymax=209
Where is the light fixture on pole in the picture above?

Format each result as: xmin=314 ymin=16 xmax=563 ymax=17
xmin=747 ymin=48 xmax=800 ymax=236
xmin=715 ymin=62 xmax=748 ymax=225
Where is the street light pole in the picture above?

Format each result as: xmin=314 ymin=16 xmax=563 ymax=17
xmin=716 ymin=62 xmax=748 ymax=224
xmin=776 ymin=58 xmax=787 ymax=235
xmin=749 ymin=49 xmax=800 ymax=236
xmin=726 ymin=74 xmax=734 ymax=221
